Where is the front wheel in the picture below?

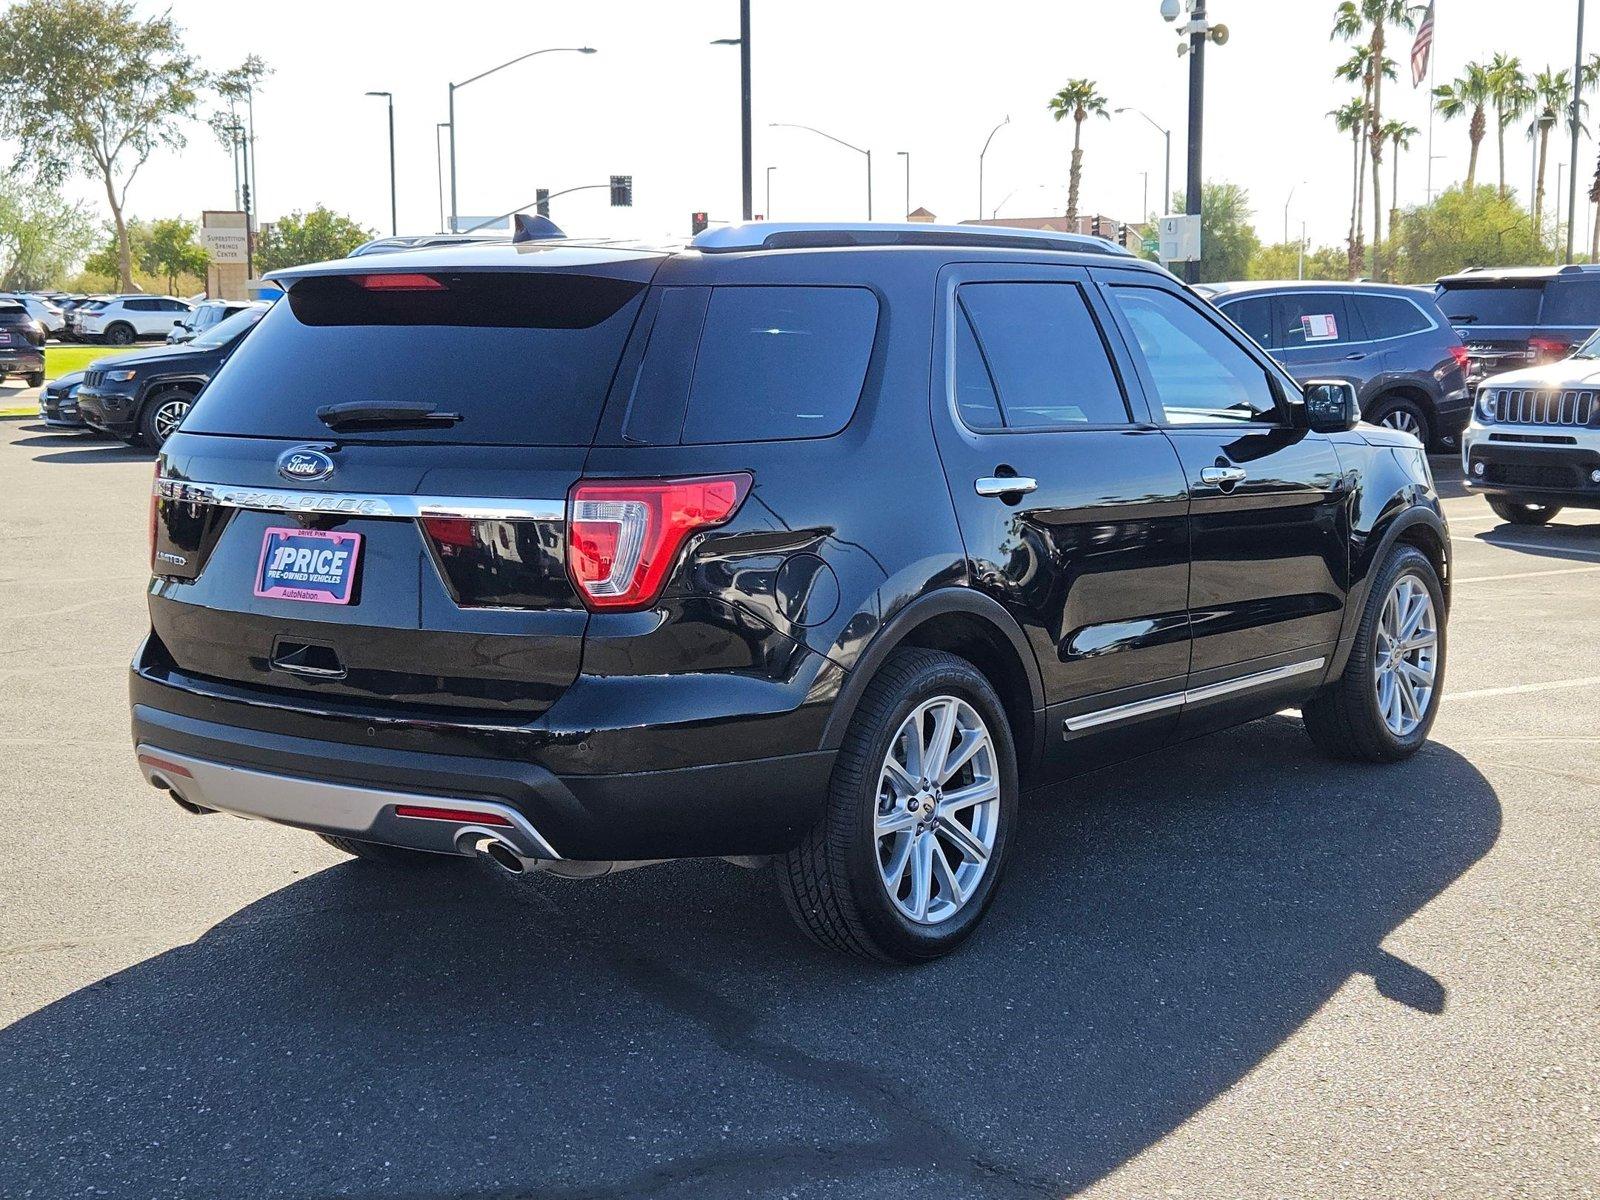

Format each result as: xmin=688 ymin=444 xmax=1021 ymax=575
xmin=1488 ymin=495 xmax=1561 ymax=525
xmin=138 ymin=391 xmax=193 ymax=448
xmin=104 ymin=322 xmax=135 ymax=345
xmin=1303 ymin=545 xmax=1445 ymax=762
xmin=777 ymin=648 xmax=1018 ymax=964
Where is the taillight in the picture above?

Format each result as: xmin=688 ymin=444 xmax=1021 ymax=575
xmin=1529 ymin=336 xmax=1570 ymax=362
xmin=567 ymin=474 xmax=752 ymax=612
xmin=148 ymin=464 xmax=160 ymax=567
xmin=1449 ymin=344 xmax=1471 ymax=372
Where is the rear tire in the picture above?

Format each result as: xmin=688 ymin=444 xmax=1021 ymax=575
xmin=777 ymin=648 xmax=1018 ymax=964
xmin=1303 ymin=544 xmax=1445 ymax=763
xmin=1488 ymin=495 xmax=1561 ymax=525
xmin=1368 ymin=395 xmax=1431 ymax=445
xmin=25 ymin=371 xmax=43 ymax=388
xmin=317 ymin=833 xmax=457 ymax=866
xmin=104 ymin=322 xmax=135 ymax=345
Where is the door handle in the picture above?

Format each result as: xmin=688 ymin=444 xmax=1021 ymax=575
xmin=1199 ymin=465 xmax=1247 ymax=487
xmin=1344 ymin=352 xmax=1367 ymax=360
xmin=975 ymin=475 xmax=1038 ymax=497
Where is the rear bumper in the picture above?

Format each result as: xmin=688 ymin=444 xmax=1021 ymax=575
xmin=0 ymin=350 xmax=43 ymax=376
xmin=130 ymin=671 xmax=836 ymax=861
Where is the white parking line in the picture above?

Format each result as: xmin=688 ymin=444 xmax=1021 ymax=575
xmin=1455 ymin=564 xmax=1600 ymax=584
xmin=1450 ymin=535 xmax=1600 ymax=560
xmin=1445 ymin=675 xmax=1600 ymax=702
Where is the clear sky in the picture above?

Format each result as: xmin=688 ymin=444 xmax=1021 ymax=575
xmin=17 ymin=0 xmax=1600 ymax=252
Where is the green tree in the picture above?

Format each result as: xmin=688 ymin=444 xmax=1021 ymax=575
xmin=1247 ymin=240 xmax=1349 ymax=281
xmin=1433 ymin=63 xmax=1491 ymax=189
xmin=1329 ymin=98 xmax=1371 ymax=275
xmin=1332 ymin=0 xmax=1423 ymax=280
xmin=1174 ymin=182 xmax=1260 ymax=284
xmin=0 ymin=177 xmax=96 ymax=290
xmin=140 ymin=217 xmax=208 ymax=294
xmin=1047 ymin=79 xmax=1110 ymax=225
xmin=1527 ymin=68 xmax=1582 ymax=245
xmin=85 ymin=218 xmax=149 ymax=279
xmin=0 ymin=0 xmax=204 ymax=291
xmin=256 ymin=207 xmax=373 ymax=273
xmin=1333 ymin=45 xmax=1393 ymax=269
xmin=1383 ymin=118 xmax=1420 ymax=229
xmin=1392 ymin=184 xmax=1543 ymax=282
xmin=1488 ymin=53 xmax=1532 ymax=198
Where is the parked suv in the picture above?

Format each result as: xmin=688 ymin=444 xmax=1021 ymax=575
xmin=75 ymin=294 xmax=193 ymax=344
xmin=0 ymin=298 xmax=46 ymax=386
xmin=132 ymin=222 xmax=1451 ymax=962
xmin=1461 ymin=326 xmax=1600 ymax=523
xmin=168 ymin=298 xmax=254 ymax=344
xmin=78 ymin=302 xmax=270 ymax=446
xmin=1204 ymin=280 xmax=1471 ymax=448
xmin=1436 ymin=263 xmax=1600 ymax=382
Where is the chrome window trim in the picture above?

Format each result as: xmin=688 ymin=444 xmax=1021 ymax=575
xmin=154 ymin=478 xmax=565 ymax=522
xmin=1064 ymin=657 xmax=1326 ymax=733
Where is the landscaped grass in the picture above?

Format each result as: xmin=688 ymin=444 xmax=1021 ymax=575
xmin=45 ymin=343 xmax=142 ymax=380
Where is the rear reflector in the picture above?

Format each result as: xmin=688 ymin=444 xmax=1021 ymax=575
xmin=358 ymin=273 xmax=446 ymax=291
xmin=137 ymin=753 xmax=193 ymax=779
xmin=567 ymin=473 xmax=751 ymax=611
xmin=394 ymin=804 xmax=513 ymax=827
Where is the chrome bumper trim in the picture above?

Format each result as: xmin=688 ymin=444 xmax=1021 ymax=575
xmin=136 ymin=744 xmax=562 ymax=860
xmin=154 ymin=478 xmax=564 ymax=523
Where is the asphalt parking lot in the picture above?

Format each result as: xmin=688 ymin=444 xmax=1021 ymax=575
xmin=0 ymin=417 xmax=1595 ymax=1200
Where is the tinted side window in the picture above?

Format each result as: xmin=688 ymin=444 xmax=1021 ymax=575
xmin=1352 ymin=294 xmax=1432 ymax=337
xmin=1217 ymin=296 xmax=1275 ymax=348
xmin=1275 ymin=293 xmax=1354 ymax=347
xmin=956 ymin=282 xmax=1129 ymax=428
xmin=1436 ymin=284 xmax=1543 ymax=326
xmin=1110 ymin=286 xmax=1280 ymax=424
xmin=953 ymin=304 xmax=1004 ymax=430
xmin=680 ymin=286 xmax=878 ymax=444
xmin=1540 ymin=278 xmax=1600 ymax=326
xmin=123 ymin=299 xmax=154 ymax=312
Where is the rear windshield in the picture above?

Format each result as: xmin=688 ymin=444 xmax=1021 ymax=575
xmin=183 ymin=270 xmax=647 ymax=445
xmin=1436 ymin=284 xmax=1544 ymax=327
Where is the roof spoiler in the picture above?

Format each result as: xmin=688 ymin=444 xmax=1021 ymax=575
xmin=512 ymin=213 xmax=567 ymax=244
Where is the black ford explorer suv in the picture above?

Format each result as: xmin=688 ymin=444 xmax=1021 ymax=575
xmin=78 ymin=302 xmax=270 ymax=447
xmin=1203 ymin=280 xmax=1471 ymax=449
xmin=134 ymin=221 xmax=1452 ymax=963
xmin=1436 ymin=263 xmax=1600 ymax=382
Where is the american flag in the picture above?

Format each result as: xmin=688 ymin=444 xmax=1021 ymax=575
xmin=1411 ymin=2 xmax=1436 ymax=87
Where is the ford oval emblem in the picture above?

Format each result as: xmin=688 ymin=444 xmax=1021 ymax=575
xmin=277 ymin=447 xmax=335 ymax=483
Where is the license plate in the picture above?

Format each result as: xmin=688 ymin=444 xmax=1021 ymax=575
xmin=254 ymin=527 xmax=362 ymax=604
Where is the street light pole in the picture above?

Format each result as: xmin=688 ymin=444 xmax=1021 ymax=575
xmin=769 ymin=122 xmax=873 ymax=219
xmin=1115 ymin=106 xmax=1172 ymax=217
xmin=365 ymin=91 xmax=396 ymax=236
xmin=1568 ymin=0 xmax=1587 ymax=262
xmin=1183 ymin=0 xmax=1208 ymax=285
xmin=435 ymin=122 xmax=449 ymax=234
xmin=765 ymin=166 xmax=775 ymax=219
xmin=448 ymin=46 xmax=597 ymax=233
xmin=978 ymin=115 xmax=1010 ymax=222
xmin=711 ymin=2 xmax=754 ymax=220
xmin=897 ymin=151 xmax=910 ymax=220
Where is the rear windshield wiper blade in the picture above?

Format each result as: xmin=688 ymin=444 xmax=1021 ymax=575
xmin=315 ymin=401 xmax=463 ymax=432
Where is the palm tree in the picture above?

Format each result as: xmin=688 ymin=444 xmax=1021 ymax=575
xmin=1333 ymin=0 xmax=1423 ymax=279
xmin=1047 ymin=80 xmax=1110 ymax=225
xmin=1330 ymin=98 xmax=1371 ymax=276
xmin=1383 ymin=118 xmax=1420 ymax=233
xmin=1433 ymin=63 xmax=1491 ymax=189
xmin=1489 ymin=54 xmax=1533 ymax=198
xmin=1529 ymin=68 xmax=1576 ymax=243
xmin=1589 ymin=145 xmax=1600 ymax=262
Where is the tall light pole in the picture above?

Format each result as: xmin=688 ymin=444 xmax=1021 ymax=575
xmin=770 ymin=122 xmax=872 ymax=219
xmin=1182 ymin=0 xmax=1208 ymax=285
xmin=711 ymin=1 xmax=754 ymax=221
xmin=897 ymin=151 xmax=910 ymax=220
xmin=978 ymin=115 xmax=1010 ymax=222
xmin=1283 ymin=178 xmax=1307 ymax=244
xmin=1568 ymin=0 xmax=1587 ymax=262
xmin=765 ymin=166 xmax=776 ymax=219
xmin=435 ymin=122 xmax=449 ymax=234
xmin=365 ymin=91 xmax=396 ymax=236
xmin=448 ymin=46 xmax=596 ymax=233
xmin=1115 ymin=106 xmax=1172 ymax=217
xmin=1558 ymin=162 xmax=1569 ymax=245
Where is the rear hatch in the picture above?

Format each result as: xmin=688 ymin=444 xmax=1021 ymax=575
xmin=148 ymin=250 xmax=662 ymax=718
xmin=1435 ymin=279 xmax=1546 ymax=381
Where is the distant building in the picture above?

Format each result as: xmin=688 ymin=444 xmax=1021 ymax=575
xmin=907 ymin=206 xmax=937 ymax=223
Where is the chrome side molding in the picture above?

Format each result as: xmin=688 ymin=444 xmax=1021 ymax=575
xmin=1064 ymin=657 xmax=1326 ymax=734
xmin=154 ymin=478 xmax=564 ymax=522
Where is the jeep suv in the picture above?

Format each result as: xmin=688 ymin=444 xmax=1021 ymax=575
xmin=1204 ymin=280 xmax=1471 ymax=449
xmin=132 ymin=221 xmax=1452 ymax=963
xmin=1461 ymin=326 xmax=1600 ymax=523
xmin=1436 ymin=263 xmax=1600 ymax=381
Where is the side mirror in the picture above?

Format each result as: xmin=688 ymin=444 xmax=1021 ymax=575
xmin=1302 ymin=380 xmax=1361 ymax=433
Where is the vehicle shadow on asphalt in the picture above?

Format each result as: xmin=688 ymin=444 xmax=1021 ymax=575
xmin=0 ymin=716 xmax=1499 ymax=1199
xmin=13 ymin=426 xmax=151 ymax=464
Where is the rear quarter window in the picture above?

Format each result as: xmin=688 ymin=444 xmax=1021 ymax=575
xmin=678 ymin=285 xmax=879 ymax=444
xmin=1351 ymin=294 xmax=1433 ymax=337
xmin=1539 ymin=278 xmax=1600 ymax=326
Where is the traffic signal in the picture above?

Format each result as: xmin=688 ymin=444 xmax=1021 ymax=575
xmin=610 ymin=175 xmax=633 ymax=207
xmin=241 ymin=181 xmax=252 ymax=215
xmin=691 ymin=211 xmax=709 ymax=234
xmin=535 ymin=189 xmax=550 ymax=218
xmin=1090 ymin=215 xmax=1103 ymax=239
xmin=1117 ymin=222 xmax=1129 ymax=244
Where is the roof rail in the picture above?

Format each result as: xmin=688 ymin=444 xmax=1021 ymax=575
xmin=691 ymin=221 xmax=1136 ymax=258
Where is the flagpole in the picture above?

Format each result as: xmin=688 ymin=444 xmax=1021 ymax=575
xmin=1425 ymin=2 xmax=1437 ymax=203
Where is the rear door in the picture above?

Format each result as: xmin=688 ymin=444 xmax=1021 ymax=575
xmin=151 ymin=257 xmax=661 ymax=717
xmin=929 ymin=262 xmax=1193 ymax=769
xmin=1271 ymin=290 xmax=1370 ymax=389
xmin=1098 ymin=273 xmax=1349 ymax=735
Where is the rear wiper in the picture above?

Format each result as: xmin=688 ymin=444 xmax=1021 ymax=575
xmin=315 ymin=401 xmax=463 ymax=432
xmin=1446 ymin=314 xmax=1478 ymax=323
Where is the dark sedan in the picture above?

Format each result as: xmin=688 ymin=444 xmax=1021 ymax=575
xmin=78 ymin=302 xmax=269 ymax=447
xmin=39 ymin=370 xmax=87 ymax=428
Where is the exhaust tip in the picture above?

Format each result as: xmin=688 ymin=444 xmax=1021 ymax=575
xmin=459 ymin=831 xmax=526 ymax=875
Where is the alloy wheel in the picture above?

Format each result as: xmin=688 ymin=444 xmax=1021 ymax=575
xmin=1374 ymin=573 xmax=1438 ymax=737
xmin=873 ymin=695 xmax=1001 ymax=925
xmin=151 ymin=398 xmax=189 ymax=444
xmin=1380 ymin=408 xmax=1424 ymax=439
